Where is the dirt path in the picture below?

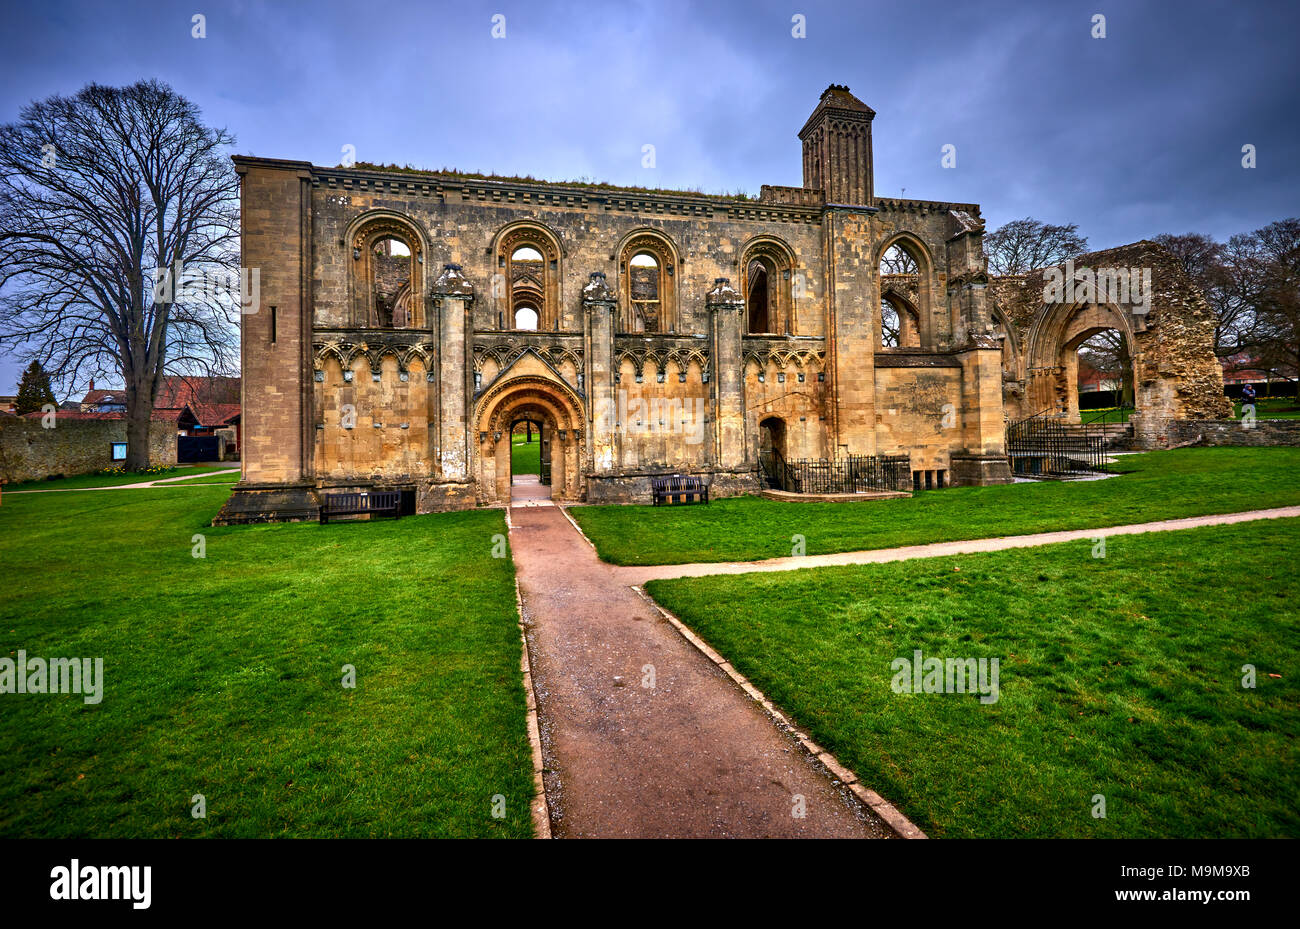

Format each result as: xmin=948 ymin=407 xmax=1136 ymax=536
xmin=508 ymin=492 xmax=892 ymax=839
xmin=607 ymin=505 xmax=1300 ymax=586
xmin=3 ymin=468 xmax=239 ymax=493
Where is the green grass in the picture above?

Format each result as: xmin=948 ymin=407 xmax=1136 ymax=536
xmin=1080 ymin=398 xmax=1299 ymax=423
xmin=1078 ymin=407 xmax=1134 ymax=424
xmin=646 ymin=520 xmax=1300 ymax=837
xmin=572 ymin=447 xmax=1300 ymax=565
xmin=5 ymin=465 xmax=229 ymax=491
xmin=511 ymin=434 xmax=540 ymax=475
xmin=158 ymin=471 xmax=240 ymax=485
xmin=0 ymin=488 xmax=534 ymax=837
xmin=1235 ymin=397 xmax=1300 ymax=419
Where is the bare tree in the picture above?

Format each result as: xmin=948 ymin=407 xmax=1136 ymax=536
xmin=984 ymin=217 xmax=1088 ymax=276
xmin=1154 ymin=232 xmax=1257 ymax=358
xmin=0 ymin=80 xmax=239 ymax=469
xmin=1077 ymin=330 xmax=1134 ymax=407
xmin=1241 ymin=218 xmax=1300 ymax=390
xmin=879 ymin=244 xmax=919 ymax=275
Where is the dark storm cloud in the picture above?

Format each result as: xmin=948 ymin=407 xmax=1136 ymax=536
xmin=1 ymin=0 xmax=1297 ymax=390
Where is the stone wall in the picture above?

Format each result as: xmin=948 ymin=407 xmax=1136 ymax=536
xmin=224 ymin=85 xmax=1020 ymax=519
xmin=1161 ymin=418 xmax=1300 ymax=447
xmin=0 ymin=418 xmax=177 ymax=484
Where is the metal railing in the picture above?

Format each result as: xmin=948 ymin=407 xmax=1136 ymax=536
xmin=1007 ymin=409 xmax=1108 ymax=477
xmin=760 ymin=448 xmax=911 ymax=494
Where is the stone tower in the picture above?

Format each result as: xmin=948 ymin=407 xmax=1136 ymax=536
xmin=798 ymin=84 xmax=875 ymax=207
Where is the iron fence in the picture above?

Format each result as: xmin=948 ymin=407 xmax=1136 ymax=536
xmin=760 ymin=448 xmax=911 ymax=494
xmin=1007 ymin=410 xmax=1108 ymax=477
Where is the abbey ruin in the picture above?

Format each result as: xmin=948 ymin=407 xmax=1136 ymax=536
xmin=216 ymin=85 xmax=1226 ymax=523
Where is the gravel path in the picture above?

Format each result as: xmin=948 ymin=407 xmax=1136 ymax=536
xmin=508 ymin=490 xmax=892 ymax=838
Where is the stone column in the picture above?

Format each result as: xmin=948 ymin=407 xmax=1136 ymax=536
xmin=952 ymin=333 xmax=1013 ymax=486
xmin=708 ymin=278 xmax=746 ymax=470
xmin=435 ymin=264 xmax=474 ymax=482
xmin=583 ymin=271 xmax=618 ymax=474
xmin=822 ymin=209 xmax=877 ymax=455
xmin=213 ymin=158 xmax=319 ymax=525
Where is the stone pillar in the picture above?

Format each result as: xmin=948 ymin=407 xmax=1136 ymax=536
xmin=948 ymin=332 xmax=1012 ymax=482
xmin=214 ymin=158 xmax=318 ymax=525
xmin=708 ymin=278 xmax=746 ymax=470
xmin=823 ymin=209 xmax=877 ymax=455
xmin=435 ymin=264 xmax=474 ymax=482
xmin=583 ymin=271 xmax=618 ymax=474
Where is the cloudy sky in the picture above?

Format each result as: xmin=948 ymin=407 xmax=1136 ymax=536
xmin=2 ymin=0 xmax=1298 ymax=392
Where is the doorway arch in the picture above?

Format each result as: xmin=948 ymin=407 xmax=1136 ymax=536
xmin=1026 ymin=300 xmax=1139 ymax=421
xmin=473 ymin=373 xmax=586 ymax=504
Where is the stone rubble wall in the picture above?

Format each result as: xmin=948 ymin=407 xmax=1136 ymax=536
xmin=0 ymin=417 xmax=177 ymax=484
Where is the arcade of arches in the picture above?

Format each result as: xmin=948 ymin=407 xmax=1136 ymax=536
xmin=218 ymin=89 xmax=1230 ymax=523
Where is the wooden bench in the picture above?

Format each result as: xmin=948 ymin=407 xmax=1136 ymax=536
xmin=651 ymin=474 xmax=709 ymax=506
xmin=319 ymin=490 xmax=402 ymax=525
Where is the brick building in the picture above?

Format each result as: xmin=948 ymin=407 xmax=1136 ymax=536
xmin=217 ymin=85 xmax=1019 ymax=523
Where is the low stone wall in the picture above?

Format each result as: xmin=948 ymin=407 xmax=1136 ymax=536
xmin=585 ymin=468 xmax=761 ymax=505
xmin=0 ymin=418 xmax=177 ymax=484
xmin=1161 ymin=418 xmax=1300 ymax=448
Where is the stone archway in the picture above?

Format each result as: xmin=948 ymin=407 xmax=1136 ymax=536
xmin=1025 ymin=300 xmax=1139 ymax=421
xmin=990 ymin=242 xmax=1233 ymax=444
xmin=473 ymin=362 xmax=586 ymax=504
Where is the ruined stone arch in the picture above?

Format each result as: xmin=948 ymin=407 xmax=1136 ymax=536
xmin=492 ymin=220 xmax=564 ymax=332
xmin=740 ymin=235 xmax=797 ymax=335
xmin=876 ymin=231 xmax=937 ymax=348
xmin=346 ymin=210 xmax=430 ymax=329
xmin=617 ymin=228 xmax=680 ymax=334
xmin=1024 ymin=298 xmax=1139 ymax=420
xmin=473 ymin=365 xmax=587 ymax=503
xmin=880 ymin=286 xmax=922 ymax=348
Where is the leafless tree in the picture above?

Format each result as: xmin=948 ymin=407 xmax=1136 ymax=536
xmin=1239 ymin=218 xmax=1300 ymax=389
xmin=1154 ymin=232 xmax=1256 ymax=357
xmin=1077 ymin=330 xmax=1134 ymax=407
xmin=879 ymin=244 xmax=919 ymax=275
xmin=984 ymin=217 xmax=1088 ymax=276
xmin=0 ymin=80 xmax=239 ymax=469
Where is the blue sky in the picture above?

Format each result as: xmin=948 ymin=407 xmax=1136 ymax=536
xmin=2 ymin=0 xmax=1298 ymax=393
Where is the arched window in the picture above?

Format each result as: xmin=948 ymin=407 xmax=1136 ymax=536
xmin=618 ymin=232 xmax=677 ymax=333
xmin=741 ymin=238 xmax=795 ymax=335
xmin=495 ymin=224 xmax=562 ymax=331
xmin=879 ymin=243 xmax=919 ymax=275
xmin=372 ymin=237 xmax=413 ymax=328
xmin=514 ymin=306 xmax=539 ymax=330
xmin=629 ymin=253 xmax=660 ymax=332
xmin=349 ymin=216 xmax=425 ymax=329
xmin=747 ymin=259 xmax=771 ymax=333
xmin=878 ymin=238 xmax=931 ymax=348
xmin=880 ymin=291 xmax=921 ymax=348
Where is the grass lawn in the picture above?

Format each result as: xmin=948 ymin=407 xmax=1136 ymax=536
xmin=646 ymin=519 xmax=1300 ymax=837
xmin=0 ymin=488 xmax=534 ymax=838
xmin=511 ymin=434 xmax=540 ymax=475
xmin=158 ymin=471 xmax=241 ymax=485
xmin=1078 ymin=406 xmax=1135 ymax=424
xmin=1080 ymin=398 xmax=1299 ymax=423
xmin=572 ymin=447 xmax=1300 ymax=565
xmin=1235 ymin=397 xmax=1300 ymax=419
xmin=5 ymin=465 xmax=229 ymax=492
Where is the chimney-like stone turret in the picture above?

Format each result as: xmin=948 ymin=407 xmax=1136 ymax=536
xmin=798 ymin=84 xmax=875 ymax=207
